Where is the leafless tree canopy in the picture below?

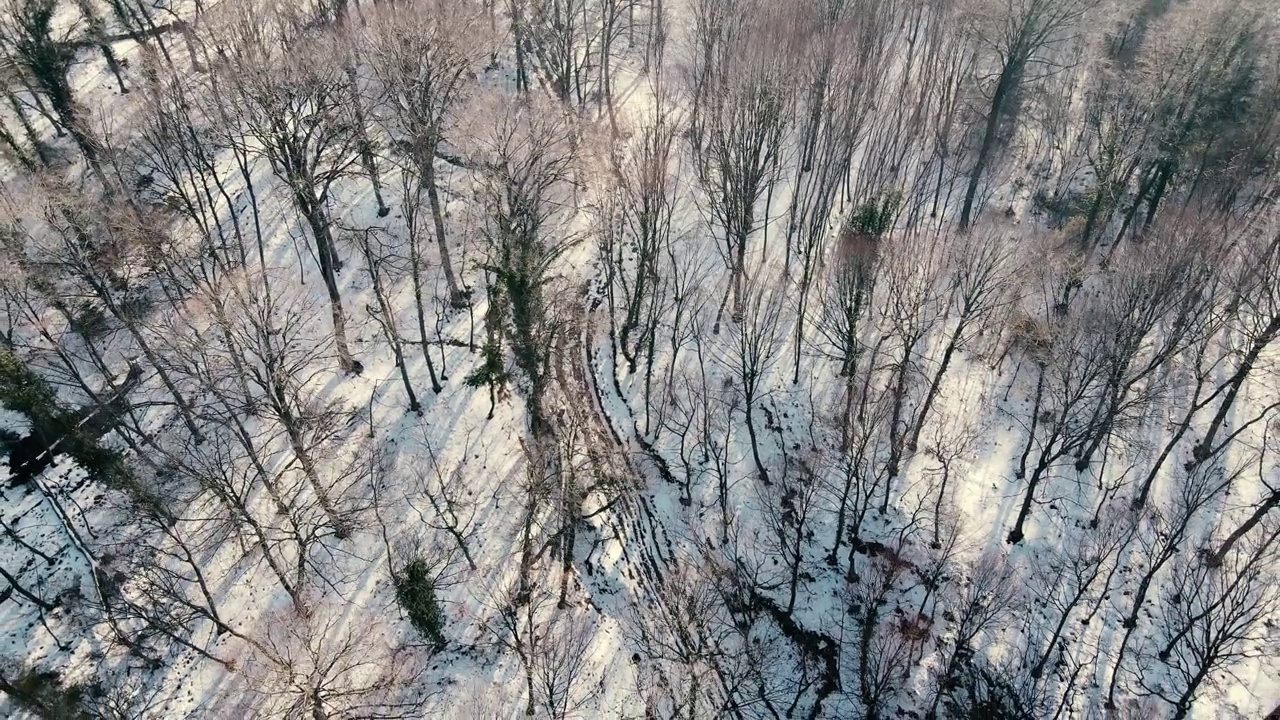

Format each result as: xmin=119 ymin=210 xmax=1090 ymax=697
xmin=0 ymin=0 xmax=1277 ymax=717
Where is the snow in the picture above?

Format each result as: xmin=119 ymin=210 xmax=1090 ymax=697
xmin=0 ymin=1 xmax=1277 ymax=718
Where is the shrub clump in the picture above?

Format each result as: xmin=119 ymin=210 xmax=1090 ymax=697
xmin=393 ymin=557 xmax=446 ymax=647
xmin=0 ymin=667 xmax=90 ymax=719
xmin=0 ymin=349 xmax=126 ymax=483
xmin=846 ymin=189 xmax=903 ymax=239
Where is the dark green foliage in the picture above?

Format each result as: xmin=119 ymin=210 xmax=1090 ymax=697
xmin=7 ymin=0 xmax=76 ymax=86
xmin=464 ymin=341 xmax=509 ymax=389
xmin=394 ymin=557 xmax=446 ymax=647
xmin=0 ymin=349 xmax=61 ymax=419
xmin=1032 ymin=189 xmax=1090 ymax=228
xmin=0 ymin=667 xmax=91 ymax=720
xmin=940 ymin=653 xmax=1032 ymax=720
xmin=486 ymin=255 xmax=555 ymax=431
xmin=846 ymin=190 xmax=902 ymax=240
xmin=68 ymin=302 xmax=110 ymax=339
xmin=4 ymin=0 xmax=103 ymax=170
xmin=0 ymin=349 xmax=125 ymax=482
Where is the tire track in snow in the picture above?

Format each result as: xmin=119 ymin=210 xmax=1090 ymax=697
xmin=544 ymin=288 xmax=677 ymax=610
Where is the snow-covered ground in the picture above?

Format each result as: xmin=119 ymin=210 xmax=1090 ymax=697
xmin=2 ymin=0 xmax=1278 ymax=718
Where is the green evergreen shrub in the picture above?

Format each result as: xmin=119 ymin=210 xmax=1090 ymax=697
xmin=394 ymin=557 xmax=446 ymax=647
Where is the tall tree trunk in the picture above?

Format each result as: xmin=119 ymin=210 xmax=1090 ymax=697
xmin=1133 ymin=386 xmax=1201 ymax=508
xmin=1193 ymin=315 xmax=1280 ymax=462
xmin=745 ymin=400 xmax=770 ymax=486
xmin=959 ymin=69 xmax=1015 ymax=230
xmin=347 ymin=66 xmax=389 ymax=217
xmin=512 ymin=0 xmax=528 ymax=93
xmin=1208 ymin=490 xmax=1278 ymax=567
xmin=360 ymin=236 xmax=421 ymax=413
xmin=408 ymin=206 xmax=445 ymax=392
xmin=906 ymin=319 xmax=966 ymax=454
xmin=0 ymin=120 xmax=38 ymax=172
xmin=272 ymin=387 xmax=348 ymax=536
xmin=6 ymin=93 xmax=49 ymax=166
xmin=0 ymin=564 xmax=55 ymax=611
xmin=423 ymin=159 xmax=464 ymax=305
xmin=881 ymin=347 xmax=916 ymax=512
xmin=1008 ymin=452 xmax=1054 ymax=545
xmin=300 ymin=198 xmax=361 ymax=374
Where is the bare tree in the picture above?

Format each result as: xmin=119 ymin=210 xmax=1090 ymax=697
xmin=244 ymin=601 xmax=432 ymax=718
xmin=0 ymin=227 xmax=169 ymax=462
xmin=133 ymin=74 xmax=248 ymax=269
xmin=814 ymin=213 xmax=883 ymax=430
xmin=71 ymin=0 xmax=127 ymax=94
xmin=364 ymin=0 xmax=490 ymax=307
xmin=404 ymin=427 xmax=480 ymax=571
xmin=721 ymin=280 xmax=784 ymax=486
xmin=873 ymin=228 xmax=945 ymax=507
xmin=1191 ymin=230 xmax=1280 ymax=464
xmin=491 ymin=580 xmax=546 ymax=716
xmin=812 ymin=225 xmax=892 ymax=563
xmin=8 ymin=180 xmax=206 ymax=442
xmin=220 ymin=15 xmax=364 ymax=373
xmin=161 ymin=424 xmax=309 ymax=608
xmin=623 ymin=556 xmax=738 ymax=716
xmin=758 ymin=453 xmax=823 ymax=614
xmin=886 ymin=1 xmax=981 ymax=231
xmin=1070 ymin=228 xmax=1221 ymax=472
xmin=525 ymin=0 xmax=589 ymax=104
xmin=844 ymin=531 xmax=921 ymax=720
xmin=1104 ymin=461 xmax=1240 ymax=709
xmin=596 ymin=0 xmax=635 ymax=131
xmin=1138 ymin=523 xmax=1279 ymax=720
xmin=957 ymin=0 xmax=1097 ymax=229
xmin=1073 ymin=54 xmax=1152 ymax=248
xmin=1113 ymin=0 xmax=1273 ymax=239
xmin=350 ymin=225 xmax=424 ymax=411
xmin=1207 ymin=418 xmax=1279 ymax=566
xmin=105 ymin=483 xmax=270 ymax=669
xmin=925 ymin=551 xmax=1022 ymax=718
xmin=532 ymin=610 xmax=600 ymax=719
xmin=205 ymin=271 xmax=366 ymax=536
xmin=1019 ymin=508 xmax=1136 ymax=699
xmin=1006 ymin=250 xmax=1135 ymax=544
xmin=604 ymin=112 xmax=678 ymax=383
xmin=0 ymin=0 xmax=108 ymax=182
xmin=335 ymin=34 xmax=390 ymax=219
xmin=0 ymin=73 xmax=50 ymax=170
xmin=785 ymin=0 xmax=892 ymax=382
xmin=693 ymin=0 xmax=792 ymax=324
